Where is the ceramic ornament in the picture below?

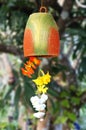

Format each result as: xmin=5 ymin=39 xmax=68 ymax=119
xmin=23 ymin=8 xmax=60 ymax=57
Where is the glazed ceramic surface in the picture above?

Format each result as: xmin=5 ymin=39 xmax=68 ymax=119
xmin=23 ymin=13 xmax=60 ymax=57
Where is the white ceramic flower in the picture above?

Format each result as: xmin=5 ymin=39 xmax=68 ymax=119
xmin=40 ymin=94 xmax=48 ymax=103
xmin=33 ymin=112 xmax=45 ymax=118
xmin=35 ymin=104 xmax=46 ymax=111
xmin=30 ymin=94 xmax=48 ymax=115
xmin=30 ymin=96 xmax=40 ymax=106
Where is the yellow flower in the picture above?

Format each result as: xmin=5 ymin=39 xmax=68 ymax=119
xmin=33 ymin=77 xmax=44 ymax=86
xmin=43 ymin=72 xmax=51 ymax=85
xmin=33 ymin=72 xmax=51 ymax=86
xmin=37 ymin=85 xmax=48 ymax=94
xmin=42 ymin=87 xmax=48 ymax=93
xmin=33 ymin=71 xmax=51 ymax=94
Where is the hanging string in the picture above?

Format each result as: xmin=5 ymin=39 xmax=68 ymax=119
xmin=40 ymin=0 xmax=48 ymax=12
xmin=76 ymin=0 xmax=86 ymax=8
xmin=41 ymin=0 xmax=44 ymax=7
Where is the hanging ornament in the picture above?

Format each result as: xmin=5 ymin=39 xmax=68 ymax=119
xmin=23 ymin=6 xmax=60 ymax=57
xmin=22 ymin=3 xmax=60 ymax=120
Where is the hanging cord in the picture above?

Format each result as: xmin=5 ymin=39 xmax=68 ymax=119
xmin=41 ymin=0 xmax=44 ymax=7
xmin=76 ymin=0 xmax=86 ymax=8
xmin=40 ymin=0 xmax=48 ymax=12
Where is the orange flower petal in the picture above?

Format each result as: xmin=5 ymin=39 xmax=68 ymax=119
xmin=29 ymin=56 xmax=35 ymax=61
xmin=28 ymin=68 xmax=34 ymax=74
xmin=30 ymin=57 xmax=41 ymax=66
xmin=24 ymin=64 xmax=35 ymax=73
xmin=26 ymin=61 xmax=36 ymax=69
xmin=27 ymin=68 xmax=35 ymax=77
xmin=21 ymin=57 xmax=41 ymax=78
xmin=21 ymin=68 xmax=28 ymax=76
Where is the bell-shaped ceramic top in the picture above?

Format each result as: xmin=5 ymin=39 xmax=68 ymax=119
xmin=23 ymin=12 xmax=60 ymax=57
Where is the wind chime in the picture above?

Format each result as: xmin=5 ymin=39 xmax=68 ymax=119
xmin=21 ymin=0 xmax=60 ymax=120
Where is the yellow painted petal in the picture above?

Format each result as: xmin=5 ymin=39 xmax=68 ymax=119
xmin=43 ymin=72 xmax=51 ymax=84
xmin=33 ymin=77 xmax=44 ymax=86
xmin=42 ymin=87 xmax=48 ymax=93
xmin=37 ymin=85 xmax=48 ymax=94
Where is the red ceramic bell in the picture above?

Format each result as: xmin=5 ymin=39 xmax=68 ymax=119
xmin=23 ymin=7 xmax=60 ymax=57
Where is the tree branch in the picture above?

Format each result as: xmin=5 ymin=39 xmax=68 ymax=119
xmin=57 ymin=0 xmax=74 ymax=35
xmin=67 ymin=16 xmax=86 ymax=27
xmin=0 ymin=43 xmax=23 ymax=60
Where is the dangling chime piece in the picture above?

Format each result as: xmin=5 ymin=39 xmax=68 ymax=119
xmin=23 ymin=7 xmax=60 ymax=57
xmin=22 ymin=5 xmax=60 ymax=120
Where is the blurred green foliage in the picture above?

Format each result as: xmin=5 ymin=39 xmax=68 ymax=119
xmin=0 ymin=0 xmax=86 ymax=129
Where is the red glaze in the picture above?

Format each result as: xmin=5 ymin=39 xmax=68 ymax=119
xmin=48 ymin=28 xmax=60 ymax=56
xmin=24 ymin=29 xmax=34 ymax=57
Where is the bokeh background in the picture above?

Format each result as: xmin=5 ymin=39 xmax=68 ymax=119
xmin=0 ymin=0 xmax=86 ymax=130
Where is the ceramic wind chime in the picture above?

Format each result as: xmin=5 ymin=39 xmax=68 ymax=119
xmin=21 ymin=4 xmax=60 ymax=120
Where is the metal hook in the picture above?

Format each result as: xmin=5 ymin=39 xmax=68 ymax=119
xmin=39 ymin=6 xmax=48 ymax=12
